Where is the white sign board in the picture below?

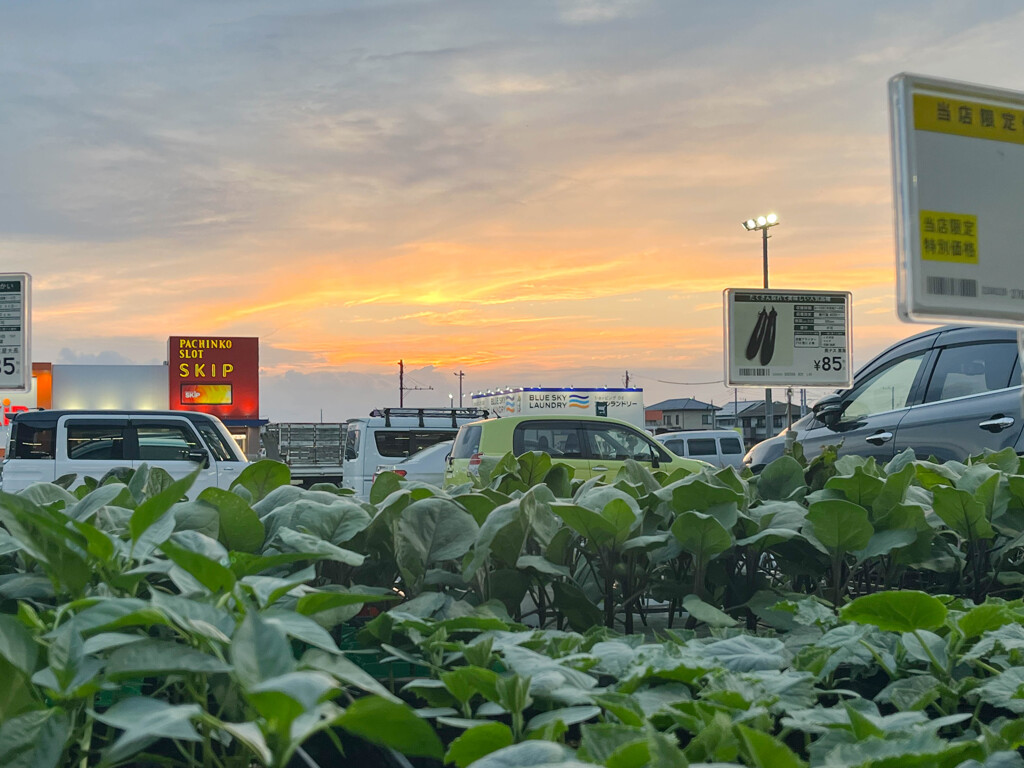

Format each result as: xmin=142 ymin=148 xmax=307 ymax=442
xmin=724 ymin=289 xmax=853 ymax=388
xmin=0 ymin=274 xmax=30 ymax=392
xmin=890 ymin=73 xmax=1024 ymax=325
xmin=470 ymin=388 xmax=646 ymax=428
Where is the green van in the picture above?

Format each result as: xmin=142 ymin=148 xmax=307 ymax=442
xmin=443 ymin=414 xmax=708 ymax=486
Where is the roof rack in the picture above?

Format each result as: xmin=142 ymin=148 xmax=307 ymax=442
xmin=368 ymin=407 xmax=489 ymax=428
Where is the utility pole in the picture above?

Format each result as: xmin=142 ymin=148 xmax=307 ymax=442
xmin=623 ymin=370 xmax=630 ymax=387
xmin=453 ymin=370 xmax=465 ymax=405
xmin=398 ymin=359 xmax=433 ymax=406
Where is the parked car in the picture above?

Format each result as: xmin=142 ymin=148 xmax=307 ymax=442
xmin=654 ymin=429 xmax=745 ymax=469
xmin=373 ymin=439 xmax=453 ymax=487
xmin=343 ymin=407 xmax=487 ymax=498
xmin=444 ymin=414 xmax=708 ymax=486
xmin=743 ymin=325 xmax=1023 ymax=472
xmin=2 ymin=410 xmax=248 ymax=494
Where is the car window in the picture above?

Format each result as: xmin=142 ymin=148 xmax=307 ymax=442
xmin=136 ymin=423 xmax=201 ymax=461
xmin=11 ymin=423 xmax=55 ymax=459
xmin=843 ymin=353 xmax=927 ymax=421
xmin=924 ymin=342 xmax=1018 ymax=402
xmin=374 ymin=430 xmax=455 ymax=459
xmin=195 ymin=421 xmax=242 ymax=461
xmin=720 ymin=437 xmax=743 ymax=455
xmin=512 ymin=424 xmax=584 ymax=458
xmin=687 ymin=438 xmax=717 ymax=456
xmin=663 ymin=438 xmax=685 ymax=454
xmin=67 ymin=424 xmax=126 ymax=460
xmin=585 ymin=424 xmax=664 ymax=462
xmin=451 ymin=426 xmax=482 ymax=460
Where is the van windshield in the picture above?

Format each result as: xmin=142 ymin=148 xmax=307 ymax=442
xmin=196 ymin=422 xmax=244 ymax=462
xmin=451 ymin=425 xmax=482 ymax=459
xmin=374 ymin=430 xmax=455 ymax=459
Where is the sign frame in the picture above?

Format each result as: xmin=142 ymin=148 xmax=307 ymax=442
xmin=891 ymin=72 xmax=1024 ymax=325
xmin=0 ymin=273 xmax=31 ymax=393
xmin=724 ymin=288 xmax=853 ymax=389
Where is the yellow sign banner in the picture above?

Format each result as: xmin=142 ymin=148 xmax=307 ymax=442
xmin=920 ymin=210 xmax=978 ymax=265
xmin=914 ymin=93 xmax=1024 ymax=145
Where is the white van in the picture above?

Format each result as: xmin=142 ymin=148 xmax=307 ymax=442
xmin=654 ymin=429 xmax=745 ymax=469
xmin=343 ymin=408 xmax=487 ymax=499
xmin=1 ymin=410 xmax=248 ymax=494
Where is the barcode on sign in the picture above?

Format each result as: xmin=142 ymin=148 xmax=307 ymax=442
xmin=926 ymin=276 xmax=977 ymax=297
xmin=738 ymin=368 xmax=769 ymax=376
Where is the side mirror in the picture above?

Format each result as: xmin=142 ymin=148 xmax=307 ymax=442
xmin=345 ymin=447 xmax=357 ymax=461
xmin=813 ymin=394 xmax=844 ymax=427
xmin=650 ymin=446 xmax=661 ymax=469
xmin=188 ymin=449 xmax=210 ymax=468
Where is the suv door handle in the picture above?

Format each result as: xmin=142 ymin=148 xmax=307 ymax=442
xmin=592 ymin=465 xmax=609 ymax=472
xmin=980 ymin=416 xmax=1015 ymax=432
xmin=865 ymin=431 xmax=893 ymax=446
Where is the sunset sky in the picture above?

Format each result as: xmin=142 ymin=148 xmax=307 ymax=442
xmin=4 ymin=1 xmax=1024 ymax=421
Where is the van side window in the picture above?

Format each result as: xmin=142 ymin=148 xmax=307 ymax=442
xmin=663 ymin=439 xmax=685 ymax=455
xmin=12 ymin=424 xmax=56 ymax=459
xmin=374 ymin=430 xmax=455 ymax=459
xmin=720 ymin=437 xmax=743 ymax=455
xmin=137 ymin=423 xmax=201 ymax=461
xmin=687 ymin=438 xmax=717 ymax=457
xmin=586 ymin=424 xmax=666 ymax=462
xmin=68 ymin=425 xmax=126 ymax=460
xmin=924 ymin=342 xmax=1018 ymax=402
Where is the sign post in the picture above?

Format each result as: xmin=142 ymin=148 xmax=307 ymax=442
xmin=724 ymin=289 xmax=853 ymax=399
xmin=0 ymin=274 xmax=30 ymax=393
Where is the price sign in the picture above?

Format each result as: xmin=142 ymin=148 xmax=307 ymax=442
xmin=0 ymin=274 xmax=30 ymax=392
xmin=724 ymin=288 xmax=853 ymax=388
xmin=891 ymin=73 xmax=1024 ymax=325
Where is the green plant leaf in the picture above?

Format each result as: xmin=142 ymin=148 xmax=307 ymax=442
xmin=394 ymin=498 xmax=479 ymax=590
xmin=273 ymin=527 xmax=365 ymax=566
xmin=526 ymin=706 xmax=601 ymax=733
xmin=462 ymin=741 xmax=585 ymax=767
xmin=0 ymin=708 xmax=70 ymax=768
xmin=160 ymin=538 xmax=236 ymax=593
xmin=757 ymin=456 xmax=806 ymax=500
xmin=337 ymin=695 xmax=444 ymax=759
xmin=230 ymin=459 xmax=291 ymax=502
xmin=0 ymin=615 xmax=38 ymax=677
xmin=932 ymin=485 xmax=994 ymax=541
xmin=104 ymin=639 xmax=232 ymax=679
xmin=129 ymin=470 xmax=198 ymax=544
xmin=551 ymin=503 xmax=620 ymax=549
xmin=93 ymin=697 xmax=201 ymax=765
xmin=805 ymin=499 xmax=873 ymax=553
xmin=445 ymin=722 xmax=515 ymax=768
xmin=841 ymin=590 xmax=948 ymax=632
xmin=671 ymin=511 xmax=732 ymax=565
xmin=231 ymin=611 xmax=295 ymax=689
xmin=737 ymin=723 xmax=807 ymax=768
xmin=198 ymin=487 xmax=265 ymax=553
xmin=682 ymin=594 xmax=739 ymax=628
xmin=301 ymin=648 xmax=402 ymax=703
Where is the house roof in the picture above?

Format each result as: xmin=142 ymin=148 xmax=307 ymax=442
xmin=646 ymin=397 xmax=719 ymax=412
xmin=715 ymin=400 xmax=763 ymax=417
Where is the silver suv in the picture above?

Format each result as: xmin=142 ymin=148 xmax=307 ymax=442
xmin=743 ymin=325 xmax=1023 ymax=471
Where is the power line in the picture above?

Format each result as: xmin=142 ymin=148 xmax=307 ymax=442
xmin=655 ymin=377 xmax=724 ymax=386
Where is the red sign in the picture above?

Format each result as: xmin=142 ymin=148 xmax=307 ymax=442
xmin=168 ymin=337 xmax=258 ymax=420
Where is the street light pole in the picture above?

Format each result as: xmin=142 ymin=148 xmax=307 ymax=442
xmin=742 ymin=213 xmax=780 ymax=441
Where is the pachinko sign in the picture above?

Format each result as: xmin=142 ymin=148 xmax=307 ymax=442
xmin=168 ymin=336 xmax=259 ymax=420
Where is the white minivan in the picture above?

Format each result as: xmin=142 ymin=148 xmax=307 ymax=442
xmin=655 ymin=429 xmax=745 ymax=469
xmin=1 ymin=410 xmax=248 ymax=494
xmin=343 ymin=408 xmax=487 ymax=499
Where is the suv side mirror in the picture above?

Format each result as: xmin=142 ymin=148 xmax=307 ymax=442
xmin=188 ymin=448 xmax=210 ymax=468
xmin=813 ymin=393 xmax=845 ymax=427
